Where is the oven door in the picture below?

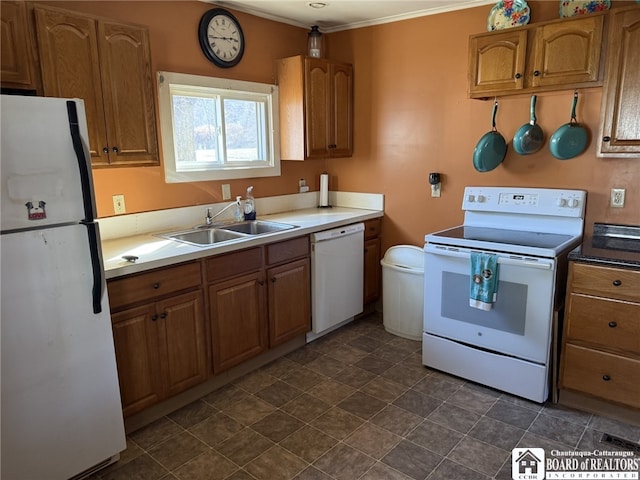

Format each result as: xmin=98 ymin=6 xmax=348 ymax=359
xmin=423 ymin=244 xmax=556 ymax=364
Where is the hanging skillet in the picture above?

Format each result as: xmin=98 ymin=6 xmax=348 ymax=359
xmin=473 ymin=100 xmax=507 ymax=172
xmin=513 ymin=95 xmax=544 ymax=155
xmin=549 ymin=91 xmax=588 ymax=160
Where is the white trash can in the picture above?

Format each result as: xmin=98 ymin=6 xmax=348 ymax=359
xmin=380 ymin=245 xmax=424 ymax=341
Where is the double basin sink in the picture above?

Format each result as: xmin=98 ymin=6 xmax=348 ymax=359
xmin=157 ymin=220 xmax=297 ymax=247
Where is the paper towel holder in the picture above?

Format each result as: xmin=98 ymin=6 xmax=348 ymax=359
xmin=318 ymin=172 xmax=332 ymax=208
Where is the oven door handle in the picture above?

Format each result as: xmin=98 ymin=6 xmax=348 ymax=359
xmin=424 ymin=245 xmax=554 ymax=270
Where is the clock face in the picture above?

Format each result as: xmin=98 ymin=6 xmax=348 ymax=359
xmin=198 ymin=9 xmax=245 ymax=68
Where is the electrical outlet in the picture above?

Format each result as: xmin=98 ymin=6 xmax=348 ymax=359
xmin=611 ymin=188 xmax=625 ymax=208
xmin=222 ymin=184 xmax=231 ymax=200
xmin=113 ymin=194 xmax=126 ymax=215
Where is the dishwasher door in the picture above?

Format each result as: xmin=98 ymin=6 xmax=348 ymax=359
xmin=309 ymin=223 xmax=364 ymax=341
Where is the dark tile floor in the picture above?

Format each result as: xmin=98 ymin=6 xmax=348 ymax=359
xmin=97 ymin=312 xmax=640 ymax=480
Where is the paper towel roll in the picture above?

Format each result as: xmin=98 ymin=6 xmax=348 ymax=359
xmin=319 ymin=173 xmax=329 ymax=207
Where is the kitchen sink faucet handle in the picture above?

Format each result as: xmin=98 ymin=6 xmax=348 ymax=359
xmin=205 ymin=207 xmax=213 ymax=225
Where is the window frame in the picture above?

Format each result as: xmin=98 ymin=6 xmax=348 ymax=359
xmin=157 ymin=71 xmax=280 ymax=183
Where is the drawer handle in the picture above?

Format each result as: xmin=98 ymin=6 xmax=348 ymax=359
xmin=608 ymin=321 xmax=617 ymax=328
xmin=602 ymin=375 xmax=611 ymax=381
xmin=153 ymin=283 xmax=160 ymax=289
xmin=160 ymin=312 xmax=167 ymax=319
xmin=151 ymin=314 xmax=158 ymax=321
xmin=612 ymin=280 xmax=622 ymax=287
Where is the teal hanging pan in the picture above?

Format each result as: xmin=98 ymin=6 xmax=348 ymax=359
xmin=513 ymin=95 xmax=544 ymax=155
xmin=473 ymin=100 xmax=507 ymax=172
xmin=549 ymin=92 xmax=588 ymax=160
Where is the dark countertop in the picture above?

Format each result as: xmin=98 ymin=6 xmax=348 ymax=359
xmin=569 ymin=223 xmax=640 ymax=269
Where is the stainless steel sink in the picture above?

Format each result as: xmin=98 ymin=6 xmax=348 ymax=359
xmin=219 ymin=220 xmax=297 ymax=235
xmin=158 ymin=228 xmax=247 ymax=246
xmin=157 ymin=220 xmax=297 ymax=247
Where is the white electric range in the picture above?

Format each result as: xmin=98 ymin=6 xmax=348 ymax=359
xmin=423 ymin=186 xmax=586 ymax=403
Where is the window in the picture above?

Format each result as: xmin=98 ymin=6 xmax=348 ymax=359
xmin=157 ymin=71 xmax=280 ymax=182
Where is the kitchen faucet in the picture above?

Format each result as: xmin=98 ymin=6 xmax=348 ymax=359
xmin=199 ymin=202 xmax=237 ymax=227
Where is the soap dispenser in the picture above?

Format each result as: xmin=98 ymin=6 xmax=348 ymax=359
xmin=234 ymin=196 xmax=244 ymax=222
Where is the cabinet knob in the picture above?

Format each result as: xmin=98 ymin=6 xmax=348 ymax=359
xmin=612 ymin=279 xmax=622 ymax=287
xmin=608 ymin=321 xmax=617 ymax=328
xmin=602 ymin=375 xmax=611 ymax=381
xmin=103 ymin=147 xmax=109 ymax=154
xmin=151 ymin=314 xmax=158 ymax=321
xmin=112 ymin=146 xmax=119 ymax=153
xmin=271 ymin=277 xmax=277 ymax=283
xmin=153 ymin=283 xmax=160 ymax=289
xmin=603 ymin=136 xmax=611 ymax=142
xmin=533 ymin=70 xmax=540 ymax=77
xmin=160 ymin=312 xmax=167 ymax=319
xmin=259 ymin=280 xmax=265 ymax=286
xmin=328 ymin=144 xmax=337 ymax=149
xmin=514 ymin=73 xmax=522 ymax=79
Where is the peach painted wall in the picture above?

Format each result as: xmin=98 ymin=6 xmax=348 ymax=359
xmin=326 ymin=1 xmax=640 ymax=252
xmin=40 ymin=1 xmax=639 ymax=250
xmin=43 ymin=1 xmax=328 ymax=217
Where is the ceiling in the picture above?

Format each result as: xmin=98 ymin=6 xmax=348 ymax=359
xmin=211 ymin=0 xmax=496 ymax=32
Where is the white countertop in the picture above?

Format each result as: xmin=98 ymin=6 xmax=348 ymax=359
xmin=102 ymin=206 xmax=383 ymax=279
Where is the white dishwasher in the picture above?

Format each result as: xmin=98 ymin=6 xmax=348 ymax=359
xmin=308 ymin=222 xmax=364 ymax=342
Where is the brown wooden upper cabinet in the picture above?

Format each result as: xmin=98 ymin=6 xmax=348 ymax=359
xmin=277 ymin=55 xmax=353 ymax=160
xmin=1 ymin=1 xmax=38 ymax=91
xmin=33 ymin=5 xmax=158 ymax=167
xmin=468 ymin=13 xmax=604 ymax=99
xmin=598 ymin=6 xmax=640 ymax=158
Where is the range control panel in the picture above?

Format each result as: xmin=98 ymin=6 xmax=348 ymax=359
xmin=462 ymin=187 xmax=586 ymax=218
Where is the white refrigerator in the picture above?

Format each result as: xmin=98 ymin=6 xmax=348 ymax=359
xmin=0 ymin=95 xmax=126 ymax=479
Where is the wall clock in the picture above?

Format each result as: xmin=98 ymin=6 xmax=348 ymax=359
xmin=198 ymin=8 xmax=245 ymax=68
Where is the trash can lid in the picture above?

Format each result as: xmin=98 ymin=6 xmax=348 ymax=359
xmin=382 ymin=245 xmax=424 ymax=270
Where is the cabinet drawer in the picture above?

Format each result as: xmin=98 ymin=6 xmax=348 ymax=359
xmin=567 ymin=293 xmax=640 ymax=354
xmin=561 ymin=343 xmax=640 ymax=409
xmin=108 ymin=262 xmax=201 ymax=310
xmin=266 ymin=236 xmax=309 ymax=265
xmin=206 ymin=247 xmax=263 ymax=283
xmin=364 ymin=218 xmax=381 ymax=240
xmin=570 ymin=262 xmax=640 ymax=302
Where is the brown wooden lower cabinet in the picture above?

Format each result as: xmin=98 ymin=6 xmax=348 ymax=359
xmin=111 ymin=290 xmax=206 ymax=417
xmin=209 ymin=271 xmax=267 ymax=373
xmin=110 ymin=235 xmax=312 ymax=416
xmin=559 ymin=261 xmax=640 ymax=412
xmin=268 ymin=258 xmax=310 ymax=347
xmin=363 ymin=218 xmax=382 ymax=304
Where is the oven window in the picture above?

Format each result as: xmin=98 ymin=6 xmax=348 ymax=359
xmin=440 ymin=272 xmax=528 ymax=335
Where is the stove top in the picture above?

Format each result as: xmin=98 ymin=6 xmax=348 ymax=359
xmin=425 ymin=187 xmax=587 ymax=258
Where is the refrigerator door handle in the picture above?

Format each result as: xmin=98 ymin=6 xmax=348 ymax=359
xmin=83 ymin=221 xmax=105 ymax=314
xmin=67 ymin=100 xmax=97 ymax=222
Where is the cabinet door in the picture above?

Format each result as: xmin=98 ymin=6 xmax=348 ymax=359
xmin=1 ymin=1 xmax=35 ymax=88
xmin=364 ymin=237 xmax=381 ymax=305
xmin=97 ymin=20 xmax=158 ymax=166
xmin=209 ymin=272 xmax=267 ymax=373
xmin=330 ymin=62 xmax=353 ymax=157
xmin=304 ymin=57 xmax=331 ymax=158
xmin=530 ymin=16 xmax=603 ymax=88
xmin=468 ymin=30 xmax=527 ymax=97
xmin=34 ymin=6 xmax=109 ymax=165
xmin=157 ymin=290 xmax=208 ymax=397
xmin=111 ymin=304 xmax=163 ymax=417
xmin=267 ymin=258 xmax=310 ymax=347
xmin=599 ymin=7 xmax=640 ymax=158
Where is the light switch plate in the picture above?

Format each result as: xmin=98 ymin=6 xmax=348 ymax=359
xmin=611 ymin=188 xmax=625 ymax=208
xmin=113 ymin=194 xmax=126 ymax=215
xmin=222 ymin=184 xmax=231 ymax=200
